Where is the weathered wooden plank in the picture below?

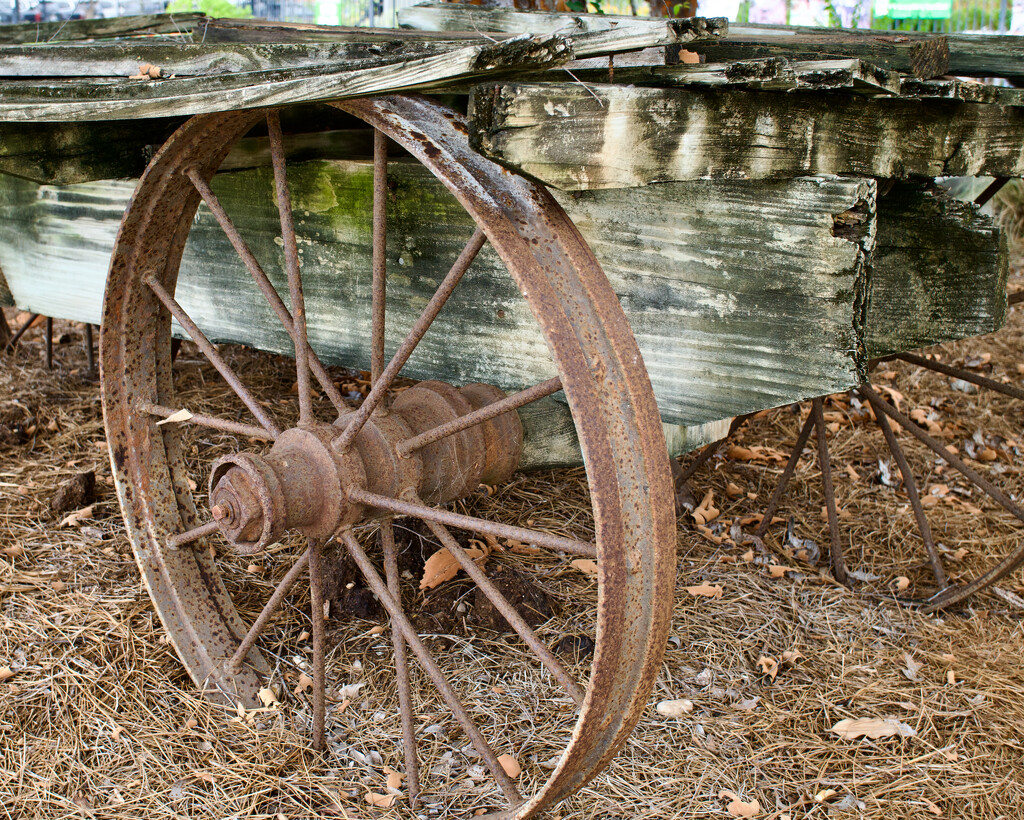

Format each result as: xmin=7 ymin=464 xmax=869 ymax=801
xmin=201 ymin=17 xmax=490 ymax=44
xmin=551 ymin=57 xmax=901 ymax=96
xmin=396 ymin=4 xmax=961 ymax=79
xmin=0 ymin=13 xmax=205 ymax=45
xmin=0 ymin=260 xmax=12 ymax=307
xmin=0 ymin=118 xmax=183 ymax=184
xmin=470 ymin=82 xmax=1024 ymax=190
xmin=898 ymin=77 xmax=1024 ymax=107
xmin=0 ymin=34 xmax=573 ymax=122
xmin=866 ymin=183 xmax=1008 ymax=359
xmin=0 ymin=41 xmax=465 ymax=78
xmin=718 ymin=24 xmax=1023 ymax=82
xmin=0 ymin=162 xmax=872 ymax=429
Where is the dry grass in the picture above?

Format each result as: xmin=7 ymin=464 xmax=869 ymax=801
xmin=2 ymin=283 xmax=1023 ymax=820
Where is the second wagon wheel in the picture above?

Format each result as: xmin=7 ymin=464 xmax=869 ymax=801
xmin=100 ymin=95 xmax=675 ymax=816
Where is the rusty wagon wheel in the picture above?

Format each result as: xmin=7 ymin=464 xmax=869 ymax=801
xmin=100 ymin=95 xmax=675 ymax=817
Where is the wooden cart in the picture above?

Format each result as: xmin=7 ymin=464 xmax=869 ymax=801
xmin=0 ymin=7 xmax=1021 ymax=815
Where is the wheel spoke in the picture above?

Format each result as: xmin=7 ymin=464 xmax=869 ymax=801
xmin=145 ymin=275 xmax=282 ymax=438
xmin=371 ymin=128 xmax=388 ymax=386
xmin=333 ymin=228 xmax=488 ymax=452
xmin=226 ymin=549 xmax=311 ymax=675
xmin=424 ymin=518 xmax=585 ymax=705
xmin=4 ymin=311 xmax=40 ymax=350
xmin=897 ymin=351 xmax=1024 ymax=403
xmin=184 ymin=168 xmax=349 ymax=417
xmin=865 ymin=391 xmax=947 ymax=589
xmin=812 ymin=398 xmax=847 ymax=584
xmin=755 ymin=410 xmax=817 ymax=539
xmin=339 ymin=529 xmax=522 ymax=804
xmin=860 ymin=384 xmax=1024 ymax=609
xmin=267 ymin=111 xmax=313 ymax=425
xmin=381 ymin=521 xmax=420 ymax=807
xmin=308 ymin=538 xmax=327 ymax=751
xmin=139 ymin=402 xmax=273 ymax=441
xmin=348 ymin=487 xmax=596 ymax=557
xmin=397 ymin=377 xmax=563 ymax=457
xmin=166 ymin=519 xmax=221 ymax=549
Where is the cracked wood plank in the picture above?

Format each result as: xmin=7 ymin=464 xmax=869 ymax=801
xmin=470 ymin=82 xmax=1024 ymax=190
xmin=0 ymin=13 xmax=204 ymax=45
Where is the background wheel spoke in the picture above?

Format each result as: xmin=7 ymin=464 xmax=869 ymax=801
xmin=371 ymin=128 xmax=388 ymax=386
xmin=145 ymin=275 xmax=281 ymax=438
xmin=340 ymin=530 xmax=522 ymax=804
xmin=139 ymin=402 xmax=273 ymax=441
xmin=333 ymin=228 xmax=487 ymax=451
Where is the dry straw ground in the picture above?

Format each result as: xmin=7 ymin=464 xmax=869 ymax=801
xmin=2 ymin=270 xmax=1023 ymax=820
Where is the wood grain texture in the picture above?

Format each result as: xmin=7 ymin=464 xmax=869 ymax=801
xmin=0 ymin=161 xmax=873 ymax=429
xmin=0 ymin=34 xmax=572 ymax=122
xmin=867 ymin=183 xmax=1008 ymax=358
xmin=0 ymin=13 xmax=204 ymax=45
xmin=470 ymin=82 xmax=1024 ymax=190
xmin=717 ymin=23 xmax=1023 ymax=81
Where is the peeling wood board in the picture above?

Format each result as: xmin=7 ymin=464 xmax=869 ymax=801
xmin=199 ymin=17 xmax=491 ymax=44
xmin=718 ymin=23 xmax=1024 ymax=81
xmin=0 ymin=162 xmax=873 ymax=431
xmin=866 ymin=183 xmax=1008 ymax=358
xmin=548 ymin=57 xmax=901 ymax=95
xmin=0 ymin=35 xmax=574 ymax=122
xmin=470 ymin=82 xmax=1024 ymax=190
xmin=898 ymin=77 xmax=1024 ymax=107
xmin=0 ymin=41 xmax=467 ymax=78
xmin=0 ymin=13 xmax=205 ymax=45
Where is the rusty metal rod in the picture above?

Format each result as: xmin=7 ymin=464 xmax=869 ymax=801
xmin=4 ymin=312 xmax=39 ymax=351
xmin=397 ymin=376 xmax=563 ymax=457
xmin=184 ymin=168 xmax=348 ymax=417
xmin=267 ymin=111 xmax=313 ymax=426
xmin=425 ymin=518 xmax=585 ymax=705
xmin=1009 ymin=290 xmax=1024 ymax=307
xmin=866 ymin=391 xmax=947 ymax=589
xmin=85 ymin=324 xmax=95 ymax=371
xmin=812 ymin=398 xmax=847 ymax=584
xmin=348 ymin=487 xmax=596 ymax=558
xmin=139 ymin=402 xmax=274 ymax=441
xmin=145 ymin=275 xmax=282 ymax=439
xmin=308 ymin=539 xmax=327 ymax=751
xmin=167 ymin=519 xmax=220 ymax=549
xmin=333 ymin=228 xmax=488 ymax=452
xmin=371 ymin=128 xmax=388 ymax=387
xmin=381 ymin=521 xmax=419 ymax=808
xmin=340 ymin=529 xmax=521 ymax=803
xmin=755 ymin=410 xmax=817 ymax=540
xmin=45 ymin=317 xmax=53 ymax=369
xmin=859 ymin=384 xmax=1024 ymax=610
xmin=225 ymin=549 xmax=311 ymax=676
xmin=897 ymin=351 xmax=1024 ymax=402
xmin=973 ymin=176 xmax=1009 ymax=208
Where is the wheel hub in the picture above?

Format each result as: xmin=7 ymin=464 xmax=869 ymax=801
xmin=209 ymin=380 xmax=523 ymax=554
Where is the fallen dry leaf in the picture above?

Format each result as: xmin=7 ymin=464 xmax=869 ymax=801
xmin=947 ymin=670 xmax=957 ymax=685
xmin=941 ymin=653 xmax=957 ymax=663
xmin=685 ymin=583 xmax=723 ymax=599
xmin=656 ymin=699 xmax=694 ymax=717
xmin=420 ymin=546 xmax=485 ymax=590
xmin=156 ymin=408 xmax=193 ymax=425
xmin=2 ymin=545 xmax=25 ymax=558
xmin=725 ymin=482 xmax=744 ymax=499
xmin=58 ymin=505 xmax=94 ymax=528
xmin=570 ymin=558 xmax=599 ymax=575
xmin=895 ymin=576 xmax=911 ymax=592
xmin=498 ymin=754 xmax=521 ymax=778
xmin=741 ymin=549 xmax=755 ymax=563
xmin=756 ymin=655 xmax=779 ymax=680
xmin=831 ymin=717 xmax=916 ymax=740
xmin=767 ymin=564 xmax=787 ymax=579
xmin=386 ymin=771 xmax=403 ymax=790
xmin=293 ymin=673 xmax=313 ymax=696
xmin=365 ymin=792 xmax=396 ymax=808
xmin=0 ymin=667 xmax=15 ymax=682
xmin=692 ymin=490 xmax=720 ymax=526
xmin=366 ymin=625 xmax=387 ymax=636
xmin=922 ymin=798 xmax=942 ymax=816
xmin=258 ymin=687 xmax=280 ymax=708
xmin=902 ymin=654 xmax=923 ymax=681
xmin=719 ymin=790 xmax=760 ymax=818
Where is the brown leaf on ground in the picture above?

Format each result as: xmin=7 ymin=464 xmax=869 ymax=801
xmin=0 ymin=667 xmax=15 ymax=682
xmin=58 ymin=505 xmax=94 ymax=528
xmin=365 ymin=792 xmax=396 ymax=808
xmin=420 ymin=547 xmax=486 ymax=590
xmin=685 ymin=583 xmax=723 ymax=599
xmin=719 ymin=790 xmax=760 ymax=818
xmin=570 ymin=558 xmax=599 ymax=575
xmin=656 ymin=699 xmax=694 ymax=717
xmin=498 ymin=754 xmax=521 ymax=778
xmin=756 ymin=655 xmax=779 ymax=680
xmin=692 ymin=490 xmax=720 ymax=526
xmin=831 ymin=717 xmax=915 ymax=740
